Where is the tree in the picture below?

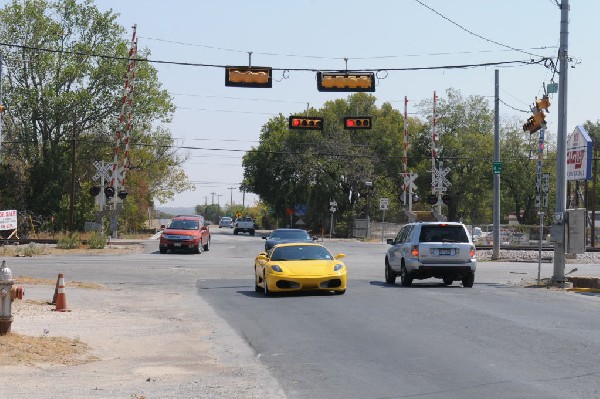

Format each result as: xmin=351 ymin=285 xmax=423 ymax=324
xmin=0 ymin=0 xmax=193 ymax=231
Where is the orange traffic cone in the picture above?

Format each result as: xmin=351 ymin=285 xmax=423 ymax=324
xmin=52 ymin=273 xmax=71 ymax=312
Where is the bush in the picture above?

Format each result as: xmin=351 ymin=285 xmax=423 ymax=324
xmin=87 ymin=231 xmax=107 ymax=249
xmin=56 ymin=232 xmax=81 ymax=249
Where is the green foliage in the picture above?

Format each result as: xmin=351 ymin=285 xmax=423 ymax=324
xmin=87 ymin=231 xmax=107 ymax=249
xmin=56 ymin=232 xmax=81 ymax=249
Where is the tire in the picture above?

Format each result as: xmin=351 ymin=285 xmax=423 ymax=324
xmin=263 ymin=273 xmax=271 ymax=296
xmin=400 ymin=265 xmax=413 ymax=287
xmin=234 ymin=229 xmax=239 ymax=235
xmin=443 ymin=277 xmax=453 ymax=286
xmin=250 ymin=229 xmax=255 ymax=236
xmin=333 ymin=289 xmax=346 ymax=295
xmin=194 ymin=244 xmax=202 ymax=254
xmin=462 ymin=273 xmax=475 ymax=288
xmin=385 ymin=259 xmax=397 ymax=284
xmin=159 ymin=247 xmax=167 ymax=254
xmin=203 ymin=238 xmax=210 ymax=252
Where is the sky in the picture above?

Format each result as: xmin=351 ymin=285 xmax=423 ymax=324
xmin=89 ymin=0 xmax=598 ymax=209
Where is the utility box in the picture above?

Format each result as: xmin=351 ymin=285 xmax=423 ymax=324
xmin=565 ymin=208 xmax=586 ymax=254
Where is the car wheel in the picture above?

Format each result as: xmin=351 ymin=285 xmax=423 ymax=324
xmin=263 ymin=272 xmax=271 ymax=296
xmin=385 ymin=259 xmax=396 ymax=284
xmin=203 ymin=238 xmax=210 ymax=252
xmin=400 ymin=265 xmax=413 ymax=287
xmin=462 ymin=273 xmax=475 ymax=288
xmin=234 ymin=230 xmax=239 ymax=235
xmin=333 ymin=289 xmax=346 ymax=295
xmin=250 ymin=229 xmax=255 ymax=236
xmin=443 ymin=277 xmax=453 ymax=286
xmin=159 ymin=247 xmax=167 ymax=254
xmin=194 ymin=244 xmax=202 ymax=254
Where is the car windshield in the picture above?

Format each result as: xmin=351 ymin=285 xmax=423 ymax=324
xmin=168 ymin=220 xmax=199 ymax=230
xmin=270 ymin=230 xmax=310 ymax=240
xmin=419 ymin=225 xmax=468 ymax=243
xmin=270 ymin=245 xmax=333 ymax=261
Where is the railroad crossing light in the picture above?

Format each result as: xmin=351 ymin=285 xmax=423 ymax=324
xmin=317 ymin=72 xmax=375 ymax=92
xmin=523 ymin=111 xmax=546 ymax=134
xmin=426 ymin=194 xmax=438 ymax=205
xmin=89 ymin=186 xmax=101 ymax=196
xmin=442 ymin=194 xmax=452 ymax=205
xmin=344 ymin=116 xmax=372 ymax=130
xmin=288 ymin=116 xmax=324 ymax=130
xmin=104 ymin=186 xmax=115 ymax=198
xmin=118 ymin=190 xmax=128 ymax=200
xmin=225 ymin=66 xmax=272 ymax=88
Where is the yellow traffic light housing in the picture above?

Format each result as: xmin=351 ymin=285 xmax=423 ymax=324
xmin=288 ymin=116 xmax=324 ymax=130
xmin=535 ymin=95 xmax=551 ymax=112
xmin=225 ymin=66 xmax=272 ymax=88
xmin=523 ymin=111 xmax=546 ymax=134
xmin=317 ymin=72 xmax=375 ymax=92
xmin=344 ymin=116 xmax=372 ymax=129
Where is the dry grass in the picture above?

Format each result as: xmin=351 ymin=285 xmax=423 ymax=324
xmin=0 ymin=332 xmax=97 ymax=366
xmin=15 ymin=276 xmax=106 ymax=290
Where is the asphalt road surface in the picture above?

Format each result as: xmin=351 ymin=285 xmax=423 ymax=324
xmin=6 ymin=229 xmax=600 ymax=398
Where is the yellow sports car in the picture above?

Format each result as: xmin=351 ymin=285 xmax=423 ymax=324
xmin=254 ymin=242 xmax=347 ymax=295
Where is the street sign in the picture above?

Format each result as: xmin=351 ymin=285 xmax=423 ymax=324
xmin=493 ymin=161 xmax=503 ymax=174
xmin=547 ymin=82 xmax=558 ymax=94
xmin=379 ymin=198 xmax=389 ymax=210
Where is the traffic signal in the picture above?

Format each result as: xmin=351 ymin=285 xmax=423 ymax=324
xmin=89 ymin=186 xmax=101 ymax=196
xmin=344 ymin=116 xmax=372 ymax=129
xmin=104 ymin=186 xmax=115 ymax=198
xmin=225 ymin=66 xmax=272 ymax=88
xmin=535 ymin=95 xmax=551 ymax=112
xmin=288 ymin=116 xmax=324 ymax=130
xmin=317 ymin=72 xmax=375 ymax=92
xmin=523 ymin=111 xmax=546 ymax=134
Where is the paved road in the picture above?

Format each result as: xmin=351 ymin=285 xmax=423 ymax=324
xmin=6 ymin=230 xmax=600 ymax=398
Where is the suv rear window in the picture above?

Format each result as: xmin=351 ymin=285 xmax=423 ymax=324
xmin=419 ymin=225 xmax=468 ymax=243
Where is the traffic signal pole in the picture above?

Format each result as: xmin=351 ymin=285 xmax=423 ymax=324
xmin=493 ymin=70 xmax=500 ymax=260
xmin=552 ymin=0 xmax=569 ymax=284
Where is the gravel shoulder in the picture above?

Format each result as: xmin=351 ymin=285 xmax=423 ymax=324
xmin=1 ymin=275 xmax=286 ymax=398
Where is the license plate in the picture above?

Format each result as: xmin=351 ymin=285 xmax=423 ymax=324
xmin=174 ymin=242 xmax=182 ymax=247
xmin=438 ymin=248 xmax=451 ymax=255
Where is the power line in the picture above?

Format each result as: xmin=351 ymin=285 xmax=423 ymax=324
xmin=413 ymin=0 xmax=544 ymax=58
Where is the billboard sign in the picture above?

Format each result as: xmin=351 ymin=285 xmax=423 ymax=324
xmin=0 ymin=210 xmax=18 ymax=231
xmin=567 ymin=125 xmax=593 ymax=181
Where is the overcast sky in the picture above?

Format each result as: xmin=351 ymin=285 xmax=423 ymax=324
xmin=91 ymin=0 xmax=598 ymax=209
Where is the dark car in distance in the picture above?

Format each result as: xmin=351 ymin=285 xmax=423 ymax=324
xmin=262 ymin=228 xmax=317 ymax=251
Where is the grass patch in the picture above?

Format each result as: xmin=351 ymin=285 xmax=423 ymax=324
xmin=0 ymin=243 xmax=49 ymax=257
xmin=0 ymin=332 xmax=97 ymax=365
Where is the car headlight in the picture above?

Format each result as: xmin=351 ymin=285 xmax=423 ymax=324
xmin=271 ymin=265 xmax=283 ymax=272
xmin=334 ymin=264 xmax=344 ymax=271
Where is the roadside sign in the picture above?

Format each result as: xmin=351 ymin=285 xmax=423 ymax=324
xmin=493 ymin=161 xmax=503 ymax=174
xmin=379 ymin=198 xmax=389 ymax=210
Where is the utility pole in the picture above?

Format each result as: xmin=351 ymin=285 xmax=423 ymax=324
xmin=492 ymin=70 xmax=500 ymax=260
xmin=552 ymin=0 xmax=569 ymax=285
xmin=0 ymin=52 xmax=3 ymax=163
xmin=216 ymin=194 xmax=223 ymax=209
xmin=210 ymin=192 xmax=216 ymax=205
xmin=228 ymin=186 xmax=236 ymax=208
xmin=69 ymin=115 xmax=77 ymax=231
xmin=203 ymin=196 xmax=208 ymax=206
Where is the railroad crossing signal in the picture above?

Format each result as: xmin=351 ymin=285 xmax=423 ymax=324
xmin=317 ymin=72 xmax=375 ymax=92
xmin=225 ymin=66 xmax=272 ymax=88
xmin=432 ymin=166 xmax=450 ymax=193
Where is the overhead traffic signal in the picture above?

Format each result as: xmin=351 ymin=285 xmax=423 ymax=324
xmin=344 ymin=116 xmax=372 ymax=129
xmin=317 ymin=72 xmax=375 ymax=92
xmin=535 ymin=95 xmax=551 ymax=112
xmin=288 ymin=116 xmax=324 ymax=130
xmin=523 ymin=111 xmax=546 ymax=134
xmin=225 ymin=66 xmax=272 ymax=88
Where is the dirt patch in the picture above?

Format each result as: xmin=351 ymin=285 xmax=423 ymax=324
xmin=15 ymin=276 xmax=107 ymax=290
xmin=0 ymin=331 xmax=96 ymax=366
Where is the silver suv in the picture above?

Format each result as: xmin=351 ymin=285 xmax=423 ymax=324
xmin=385 ymin=222 xmax=476 ymax=287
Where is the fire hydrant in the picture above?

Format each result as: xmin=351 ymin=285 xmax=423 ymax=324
xmin=0 ymin=260 xmax=24 ymax=335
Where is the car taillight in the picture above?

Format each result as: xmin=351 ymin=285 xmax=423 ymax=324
xmin=411 ymin=245 xmax=419 ymax=257
xmin=470 ymin=245 xmax=475 ymax=258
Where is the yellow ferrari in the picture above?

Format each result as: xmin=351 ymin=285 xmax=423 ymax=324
xmin=254 ymin=242 xmax=347 ymax=295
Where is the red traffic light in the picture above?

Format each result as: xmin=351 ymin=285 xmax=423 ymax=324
xmin=288 ymin=116 xmax=324 ymax=130
xmin=344 ymin=116 xmax=372 ymax=129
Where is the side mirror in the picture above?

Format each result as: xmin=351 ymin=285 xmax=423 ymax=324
xmin=262 ymin=236 xmax=267 ymax=240
xmin=312 ymin=236 xmax=318 ymax=241
xmin=334 ymin=253 xmax=346 ymax=259
xmin=386 ymin=238 xmax=394 ymax=245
